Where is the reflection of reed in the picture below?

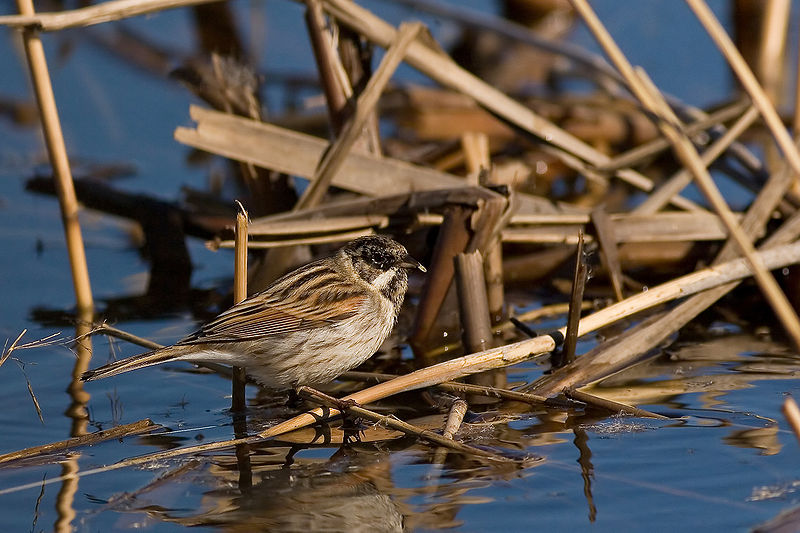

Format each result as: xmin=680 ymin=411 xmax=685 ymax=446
xmin=56 ymin=309 xmax=93 ymax=532
xmin=588 ymin=333 xmax=800 ymax=408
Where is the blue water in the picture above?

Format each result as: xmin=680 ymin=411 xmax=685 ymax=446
xmin=2 ymin=0 xmax=800 ymax=531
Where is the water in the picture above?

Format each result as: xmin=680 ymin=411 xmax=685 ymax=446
xmin=2 ymin=0 xmax=800 ymax=531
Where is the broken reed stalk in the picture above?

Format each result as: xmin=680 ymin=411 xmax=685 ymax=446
xmin=563 ymin=389 xmax=669 ymax=420
xmin=461 ymin=131 xmax=490 ymax=184
xmin=342 ymin=370 xmax=567 ymax=407
xmin=294 ymin=22 xmax=423 ymax=210
xmin=685 ymin=0 xmax=800 ymax=177
xmin=231 ymin=205 xmax=248 ymax=413
xmin=455 ymin=250 xmax=506 ymax=396
xmin=431 ymin=398 xmax=469 ymax=467
xmin=305 ymin=0 xmax=348 ymax=133
xmin=16 ymin=0 xmax=93 ymax=314
xmin=569 ymin=0 xmax=800 ymax=351
xmin=411 ymin=205 xmax=473 ymax=353
xmin=755 ymin=0 xmax=790 ymax=107
xmin=0 ymin=0 xmax=217 ymax=30
xmin=296 ymin=387 xmax=513 ymax=463
xmin=781 ymin=396 xmax=800 ymax=447
xmin=0 ymin=419 xmax=158 ymax=465
xmin=562 ymin=231 xmax=587 ymax=365
xmin=455 ymin=251 xmax=493 ymax=354
xmin=230 ymin=205 xmax=253 ymax=491
xmin=484 ymin=243 xmax=505 ymax=324
xmin=590 ymin=207 xmax=624 ymax=302
xmin=795 ymin=25 xmax=800 ymax=136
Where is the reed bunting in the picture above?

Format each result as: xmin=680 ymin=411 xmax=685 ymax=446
xmin=82 ymin=235 xmax=425 ymax=388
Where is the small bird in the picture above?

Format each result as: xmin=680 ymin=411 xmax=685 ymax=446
xmin=82 ymin=235 xmax=425 ymax=389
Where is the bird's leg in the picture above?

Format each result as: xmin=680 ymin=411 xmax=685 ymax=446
xmin=296 ymin=387 xmax=365 ymax=444
xmin=286 ymin=388 xmax=302 ymax=408
xmin=339 ymin=399 xmax=365 ymax=445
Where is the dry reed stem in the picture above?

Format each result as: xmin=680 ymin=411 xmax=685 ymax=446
xmin=461 ymin=131 xmax=490 ymax=182
xmin=562 ymin=231 xmax=587 ymax=365
xmin=16 ymin=0 xmax=93 ymax=313
xmin=316 ymin=0 xmax=680 ymax=208
xmin=341 ymin=370 xmax=566 ymax=407
xmin=756 ymin=0 xmax=790 ymax=106
xmin=231 ymin=204 xmax=248 ymax=413
xmin=634 ymin=105 xmax=760 ymax=215
xmin=505 ymin=211 xmax=735 ymax=244
xmin=564 ymin=389 xmax=669 ymax=420
xmin=794 ymin=22 xmax=800 ymax=136
xmin=305 ymin=0 xmax=348 ymax=133
xmin=175 ymin=106 xmax=568 ymax=215
xmin=215 ymin=229 xmax=375 ymax=249
xmin=570 ymin=0 xmax=800 ymax=351
xmin=0 ymin=0 xmax=217 ymax=30
xmin=590 ymin=207 xmax=624 ymax=301
xmin=0 ymin=329 xmax=27 ymax=369
xmin=781 ymin=396 xmax=800 ymax=448
xmin=599 ymin=99 xmax=751 ymax=172
xmin=297 ymin=387 xmax=515 ymax=463
xmin=685 ymin=0 xmax=800 ymax=178
xmin=455 ymin=251 xmax=493 ymax=353
xmin=430 ymin=398 xmax=469 ymax=467
xmin=295 ymin=22 xmax=423 ymax=210
xmin=441 ymin=399 xmax=468 ymax=440
xmin=0 ymin=419 xmax=158 ymax=465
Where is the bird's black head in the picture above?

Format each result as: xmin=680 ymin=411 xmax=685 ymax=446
xmin=342 ymin=235 xmax=425 ymax=305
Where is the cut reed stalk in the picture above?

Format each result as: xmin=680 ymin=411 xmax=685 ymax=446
xmin=455 ymin=250 xmax=506 ymax=395
xmin=231 ymin=205 xmax=248 ymax=414
xmin=431 ymin=398 xmax=469 ymax=466
xmin=455 ymin=251 xmax=493 ymax=354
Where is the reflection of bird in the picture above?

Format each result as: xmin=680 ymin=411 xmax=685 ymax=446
xmin=82 ymin=235 xmax=424 ymax=388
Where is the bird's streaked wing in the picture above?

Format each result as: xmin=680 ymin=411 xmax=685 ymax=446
xmin=178 ymin=263 xmax=367 ymax=344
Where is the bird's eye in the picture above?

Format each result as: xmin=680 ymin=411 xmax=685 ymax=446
xmin=362 ymin=247 xmax=393 ymax=271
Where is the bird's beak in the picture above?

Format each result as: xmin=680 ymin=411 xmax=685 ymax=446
xmin=398 ymin=254 xmax=426 ymax=273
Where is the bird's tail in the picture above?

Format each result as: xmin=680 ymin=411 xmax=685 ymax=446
xmin=81 ymin=345 xmax=193 ymax=381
